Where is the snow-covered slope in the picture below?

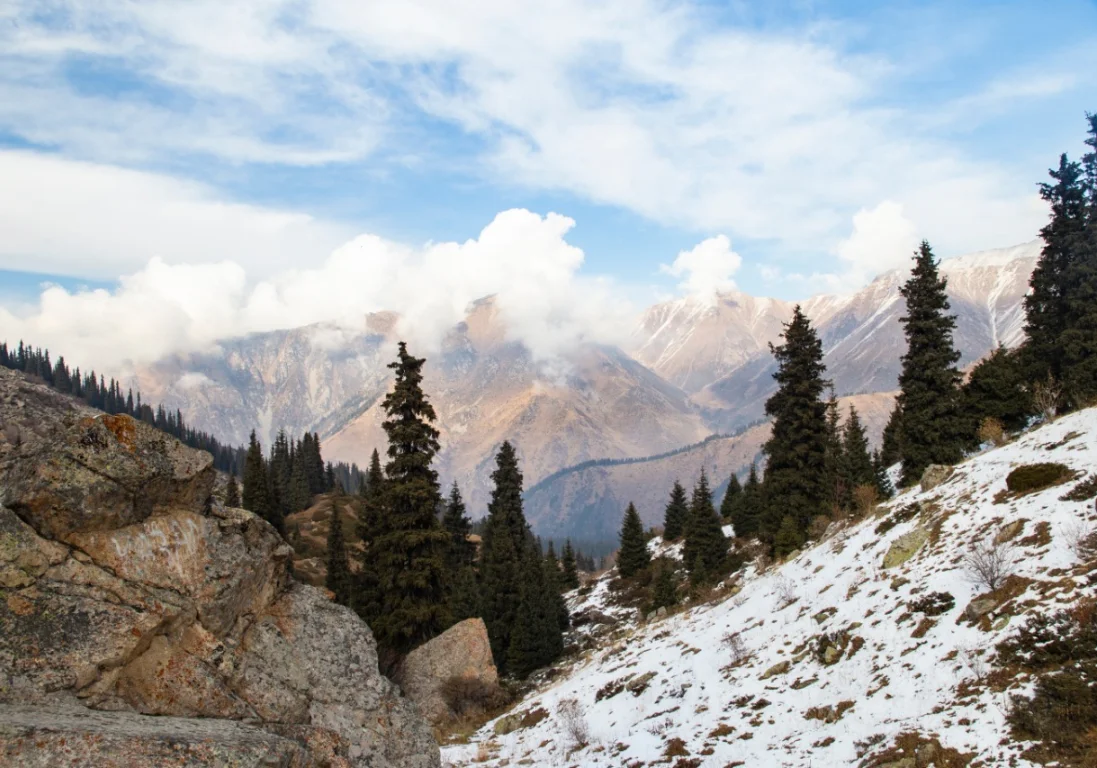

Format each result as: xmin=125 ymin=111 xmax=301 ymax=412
xmin=443 ymin=407 xmax=1097 ymax=767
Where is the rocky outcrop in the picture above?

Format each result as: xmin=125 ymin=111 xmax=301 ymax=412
xmin=395 ymin=618 xmax=498 ymax=726
xmin=919 ymin=464 xmax=954 ymax=493
xmin=0 ymin=367 xmax=438 ymax=767
xmin=882 ymin=527 xmax=929 ymax=569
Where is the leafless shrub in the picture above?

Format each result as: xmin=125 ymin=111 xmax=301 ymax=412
xmin=963 ymin=538 xmax=1016 ymax=592
xmin=977 ymin=417 xmax=1006 ymax=447
xmin=1032 ymin=375 xmax=1062 ymax=421
xmin=808 ymin=514 xmax=832 ymax=540
xmin=959 ymin=645 xmax=988 ymax=682
xmin=774 ymin=576 xmax=797 ymax=609
xmin=1062 ymin=520 xmax=1097 ymax=562
xmin=852 ymin=485 xmax=879 ymax=519
xmin=722 ymin=631 xmax=752 ymax=666
xmin=557 ymin=698 xmax=589 ymax=748
xmin=646 ymin=717 xmax=672 ymax=736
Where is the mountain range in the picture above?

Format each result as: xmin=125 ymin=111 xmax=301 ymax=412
xmin=126 ymin=240 xmax=1040 ymax=540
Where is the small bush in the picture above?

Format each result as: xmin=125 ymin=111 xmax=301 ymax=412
xmin=439 ymin=676 xmax=510 ymax=719
xmin=722 ymin=632 xmax=751 ymax=667
xmin=852 ymin=485 xmax=878 ymax=519
xmin=963 ymin=538 xmax=1015 ymax=592
xmin=1005 ymin=463 xmax=1072 ymax=494
xmin=1032 ymin=375 xmax=1062 ymax=421
xmin=1062 ymin=475 xmax=1097 ymax=502
xmin=557 ymin=698 xmax=589 ymax=748
xmin=909 ymin=591 xmax=955 ymax=617
xmin=978 ymin=417 xmax=1006 ymax=447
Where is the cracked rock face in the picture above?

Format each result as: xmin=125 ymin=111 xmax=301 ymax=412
xmin=0 ymin=368 xmax=438 ymax=767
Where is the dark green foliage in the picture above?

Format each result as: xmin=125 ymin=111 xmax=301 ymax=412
xmin=662 ymin=480 xmax=688 ymax=541
xmin=561 ymin=540 xmax=580 ymax=590
xmin=442 ymin=482 xmax=475 ymax=574
xmin=449 ymin=565 xmax=481 ymax=624
xmin=506 ymin=538 xmax=564 ymax=679
xmin=354 ymin=449 xmax=386 ymax=626
xmin=368 ymin=342 xmax=451 ymax=656
xmin=683 ymin=470 xmax=728 ymax=581
xmin=1005 ymin=463 xmax=1072 ymax=494
xmin=1002 ymin=603 xmax=1097 ymax=766
xmin=650 ymin=560 xmax=678 ymax=611
xmin=963 ymin=347 xmax=1032 ymax=434
xmin=773 ymin=515 xmax=804 ymax=558
xmin=840 ymin=405 xmax=875 ymax=504
xmin=822 ymin=394 xmax=844 ymax=511
xmin=325 ymin=499 xmax=352 ymax=606
xmin=897 ymin=241 xmax=968 ymax=486
xmin=270 ymin=430 xmax=292 ymax=517
xmin=880 ymin=402 xmax=903 ymax=469
xmin=761 ymin=306 xmax=829 ymax=543
xmin=289 ymin=452 xmax=311 ymax=514
xmin=719 ymin=474 xmax=741 ymax=521
xmin=617 ymin=502 xmax=650 ymax=578
xmin=871 ymin=450 xmax=894 ymax=501
xmin=224 ymin=475 xmax=240 ymax=508
xmin=544 ymin=545 xmax=570 ymax=632
xmin=729 ymin=463 xmax=763 ymax=539
xmin=243 ymin=431 xmax=282 ymax=533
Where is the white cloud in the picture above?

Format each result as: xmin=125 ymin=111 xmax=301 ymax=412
xmin=0 ymin=151 xmax=354 ymax=278
xmin=0 ymin=0 xmax=1059 ymax=261
xmin=660 ymin=235 xmax=742 ymax=300
xmin=0 ymin=208 xmax=634 ymax=372
xmin=835 ymin=201 xmax=920 ymax=283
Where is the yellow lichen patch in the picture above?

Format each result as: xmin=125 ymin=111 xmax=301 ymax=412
xmin=99 ymin=414 xmax=139 ymax=451
xmin=6 ymin=592 xmax=35 ymax=616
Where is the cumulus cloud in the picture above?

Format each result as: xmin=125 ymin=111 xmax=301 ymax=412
xmin=0 ymin=209 xmax=634 ymax=372
xmin=835 ymin=201 xmax=920 ymax=283
xmin=660 ymin=235 xmax=742 ymax=300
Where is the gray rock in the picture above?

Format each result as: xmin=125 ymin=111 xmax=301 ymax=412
xmin=883 ymin=528 xmax=929 ymax=569
xmin=920 ymin=464 xmax=954 ymax=493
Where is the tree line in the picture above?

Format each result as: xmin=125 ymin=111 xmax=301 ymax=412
xmin=0 ymin=342 xmax=246 ymax=475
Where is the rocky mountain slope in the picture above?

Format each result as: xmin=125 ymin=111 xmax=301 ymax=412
xmin=0 ymin=367 xmax=438 ymax=767
xmin=525 ymin=392 xmax=895 ymax=541
xmin=443 ymin=405 xmax=1097 ymax=767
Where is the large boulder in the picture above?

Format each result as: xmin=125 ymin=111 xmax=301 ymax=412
xmin=395 ymin=618 xmax=499 ymax=725
xmin=0 ymin=368 xmax=439 ymax=767
xmin=882 ymin=527 xmax=929 ymax=569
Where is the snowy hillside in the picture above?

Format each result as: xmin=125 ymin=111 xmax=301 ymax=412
xmin=443 ymin=407 xmax=1097 ymax=767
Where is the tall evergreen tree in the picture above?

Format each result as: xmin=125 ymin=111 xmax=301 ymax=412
xmin=543 ymin=543 xmax=570 ymax=633
xmin=326 ymin=498 xmax=352 ymax=606
xmin=871 ymin=450 xmax=894 ymax=501
xmin=840 ymin=405 xmax=875 ymax=504
xmin=822 ymin=392 xmax=845 ymax=511
xmin=270 ymin=430 xmax=292 ymax=518
xmin=761 ymin=306 xmax=829 ymax=543
xmin=897 ymin=242 xmax=968 ymax=486
xmin=683 ymin=470 xmax=728 ymax=580
xmin=480 ymin=441 xmax=530 ymax=673
xmin=243 ymin=431 xmax=279 ymax=531
xmin=730 ymin=463 xmax=762 ymax=539
xmin=355 ymin=450 xmax=386 ymax=628
xmin=774 ymin=515 xmax=803 ymax=559
xmin=289 ymin=449 xmax=311 ymax=513
xmin=369 ymin=342 xmax=451 ymax=656
xmin=617 ymin=502 xmax=650 ymax=578
xmin=719 ymin=474 xmax=741 ymax=521
xmin=650 ymin=562 xmax=678 ymax=610
xmin=962 ymin=347 xmax=1032 ymax=433
xmin=880 ymin=403 xmax=903 ymax=468
xmin=662 ymin=480 xmax=689 ymax=541
xmin=507 ymin=539 xmax=562 ymax=678
xmin=442 ymin=482 xmax=475 ymax=575
xmin=449 ymin=565 xmax=481 ymax=624
xmin=561 ymin=540 xmax=580 ymax=590
xmin=1024 ymin=153 xmax=1087 ymax=387
xmin=225 ymin=475 xmax=240 ymax=508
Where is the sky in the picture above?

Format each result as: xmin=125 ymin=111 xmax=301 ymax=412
xmin=0 ymin=0 xmax=1095 ymax=370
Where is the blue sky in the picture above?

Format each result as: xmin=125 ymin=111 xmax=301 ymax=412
xmin=0 ymin=0 xmax=1095 ymax=368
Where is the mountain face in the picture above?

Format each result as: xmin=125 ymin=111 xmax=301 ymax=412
xmin=523 ymin=392 xmax=895 ymax=542
xmin=128 ymin=241 xmax=1038 ymax=537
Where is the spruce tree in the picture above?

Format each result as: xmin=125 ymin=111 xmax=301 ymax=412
xmin=1024 ymin=153 xmax=1087 ymax=387
xmin=617 ymin=502 xmax=650 ymax=578
xmin=662 ymin=480 xmax=689 ymax=541
xmin=719 ymin=474 xmax=741 ymax=522
xmin=326 ymin=499 xmax=352 ymax=606
xmin=774 ymin=515 xmax=803 ymax=559
xmin=761 ymin=306 xmax=829 ymax=543
xmin=369 ymin=342 xmax=451 ymax=656
xmin=561 ymin=540 xmax=580 ymax=590
xmin=242 ymin=431 xmax=278 ymax=530
xmin=962 ymin=347 xmax=1032 ymax=433
xmin=544 ymin=544 xmax=570 ymax=632
xmin=289 ymin=452 xmax=311 ymax=513
xmin=880 ymin=403 xmax=903 ymax=468
xmin=650 ymin=562 xmax=678 ymax=610
xmin=507 ymin=537 xmax=561 ymax=679
xmin=822 ymin=392 xmax=845 ymax=512
xmin=871 ymin=450 xmax=894 ymax=500
xmin=355 ymin=448 xmax=387 ymax=627
xmin=480 ymin=441 xmax=530 ymax=673
xmin=683 ymin=470 xmax=728 ymax=580
xmin=730 ymin=463 xmax=762 ymax=539
xmin=442 ymin=482 xmax=475 ymax=574
xmin=897 ymin=241 xmax=968 ymax=486
xmin=449 ymin=565 xmax=481 ymax=623
xmin=225 ymin=475 xmax=240 ymax=507
xmin=840 ymin=405 xmax=875 ymax=504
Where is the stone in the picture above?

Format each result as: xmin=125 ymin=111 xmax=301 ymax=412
xmin=0 ymin=704 xmax=324 ymax=767
xmin=823 ymin=646 xmax=841 ymax=665
xmin=0 ymin=368 xmax=439 ymax=767
xmin=920 ymin=464 xmax=954 ymax=493
xmin=493 ymin=713 xmax=523 ymax=735
xmin=760 ymin=661 xmax=791 ymax=680
xmin=962 ymin=597 xmax=998 ymax=623
xmin=626 ymin=671 xmax=657 ymax=696
xmin=395 ymin=618 xmax=498 ymax=726
xmin=656 ymin=606 xmax=668 ymax=618
xmin=882 ymin=528 xmax=929 ymax=569
xmin=994 ymin=520 xmax=1025 ymax=545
